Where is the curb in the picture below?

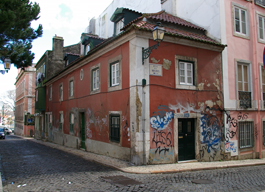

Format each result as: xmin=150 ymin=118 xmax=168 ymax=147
xmin=17 ymin=135 xmax=265 ymax=175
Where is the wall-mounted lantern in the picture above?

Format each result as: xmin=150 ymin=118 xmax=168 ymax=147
xmin=142 ymin=22 xmax=165 ymax=65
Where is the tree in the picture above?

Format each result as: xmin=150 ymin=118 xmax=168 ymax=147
xmin=0 ymin=0 xmax=43 ymax=69
xmin=0 ymin=90 xmax=15 ymax=116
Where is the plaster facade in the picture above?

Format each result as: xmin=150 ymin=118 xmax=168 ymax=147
xmin=15 ymin=66 xmax=36 ymax=136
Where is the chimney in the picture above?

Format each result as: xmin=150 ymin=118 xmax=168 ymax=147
xmin=52 ymin=35 xmax=64 ymax=61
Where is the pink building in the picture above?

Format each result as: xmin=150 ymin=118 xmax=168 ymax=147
xmin=14 ymin=66 xmax=36 ymax=136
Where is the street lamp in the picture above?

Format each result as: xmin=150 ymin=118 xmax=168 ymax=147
xmin=4 ymin=57 xmax=11 ymax=71
xmin=142 ymin=22 xmax=165 ymax=65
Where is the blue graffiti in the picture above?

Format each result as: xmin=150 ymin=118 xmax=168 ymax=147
xmin=200 ymin=114 xmax=221 ymax=153
xmin=150 ymin=111 xmax=174 ymax=130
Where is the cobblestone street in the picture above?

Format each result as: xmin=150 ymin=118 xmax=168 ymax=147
xmin=1 ymin=135 xmax=265 ymax=192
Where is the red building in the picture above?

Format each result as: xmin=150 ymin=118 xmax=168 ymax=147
xmin=15 ymin=66 xmax=36 ymax=136
xmin=43 ymin=11 xmax=225 ymax=165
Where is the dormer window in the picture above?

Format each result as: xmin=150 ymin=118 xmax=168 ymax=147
xmin=115 ymin=18 xmax=124 ymax=35
xmin=110 ymin=8 xmax=142 ymax=36
xmin=85 ymin=44 xmax=90 ymax=55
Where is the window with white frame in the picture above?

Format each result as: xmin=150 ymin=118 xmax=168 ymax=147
xmin=233 ymin=5 xmax=248 ymax=36
xmin=92 ymin=68 xmax=99 ymax=91
xmin=262 ymin=68 xmax=265 ymax=108
xmin=239 ymin=121 xmax=253 ymax=148
xmin=115 ymin=18 xmax=124 ymax=35
xmin=111 ymin=62 xmax=119 ymax=86
xmin=256 ymin=0 xmax=265 ymax=7
xmin=179 ymin=61 xmax=193 ymax=85
xmin=49 ymin=113 xmax=52 ymax=129
xmin=237 ymin=62 xmax=251 ymax=108
xmin=237 ymin=63 xmax=250 ymax=92
xmin=263 ymin=121 xmax=265 ymax=146
xmin=59 ymin=84 xmax=63 ymax=101
xmin=175 ymin=55 xmax=197 ymax=90
xmin=69 ymin=79 xmax=74 ymax=98
xmin=69 ymin=112 xmax=74 ymax=133
xmin=258 ymin=14 xmax=265 ymax=42
xmin=59 ymin=112 xmax=63 ymax=131
xmin=49 ymin=85 xmax=52 ymax=100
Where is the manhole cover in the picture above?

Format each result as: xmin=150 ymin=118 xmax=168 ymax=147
xmin=191 ymin=179 xmax=215 ymax=184
xmin=101 ymin=175 xmax=142 ymax=186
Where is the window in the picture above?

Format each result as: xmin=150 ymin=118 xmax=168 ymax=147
xmin=258 ymin=14 xmax=265 ymax=42
xmin=59 ymin=112 xmax=63 ymax=131
xmin=262 ymin=68 xmax=265 ymax=108
xmin=234 ymin=6 xmax=247 ymax=35
xmin=263 ymin=121 xmax=265 ymax=146
xmin=108 ymin=56 xmax=122 ymax=92
xmin=49 ymin=114 xmax=52 ymax=129
xmin=109 ymin=114 xmax=120 ymax=142
xmin=69 ymin=78 xmax=74 ymax=98
xmin=93 ymin=69 xmax=99 ymax=90
xmin=179 ymin=61 xmax=193 ymax=85
xmin=237 ymin=62 xmax=251 ymax=108
xmin=59 ymin=84 xmax=63 ymax=101
xmin=69 ymin=112 xmax=74 ymax=133
xmin=49 ymin=85 xmax=52 ymax=100
xmin=256 ymin=0 xmax=265 ymax=7
xmin=233 ymin=4 xmax=248 ymax=38
xmin=115 ymin=18 xmax=124 ymax=35
xmin=239 ymin=121 xmax=253 ymax=148
xmin=90 ymin=63 xmax=100 ymax=94
xmin=111 ymin=62 xmax=119 ymax=86
xmin=175 ymin=55 xmax=197 ymax=90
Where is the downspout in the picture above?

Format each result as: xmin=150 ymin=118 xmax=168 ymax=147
xmin=250 ymin=1 xmax=261 ymax=159
xmin=142 ymin=87 xmax=146 ymax=165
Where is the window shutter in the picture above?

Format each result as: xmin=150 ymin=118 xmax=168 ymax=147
xmin=251 ymin=122 xmax=254 ymax=147
xmin=263 ymin=121 xmax=265 ymax=146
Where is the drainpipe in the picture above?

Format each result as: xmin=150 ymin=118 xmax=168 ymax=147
xmin=142 ymin=83 xmax=146 ymax=165
xmin=250 ymin=1 xmax=261 ymax=159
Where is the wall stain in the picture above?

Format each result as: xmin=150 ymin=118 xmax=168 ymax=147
xmin=136 ymin=82 xmax=142 ymax=132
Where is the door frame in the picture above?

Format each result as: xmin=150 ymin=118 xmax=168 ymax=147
xmin=173 ymin=113 xmax=202 ymax=163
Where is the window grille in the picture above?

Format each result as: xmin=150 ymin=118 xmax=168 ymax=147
xmin=239 ymin=121 xmax=253 ymax=148
xmin=109 ymin=115 xmax=120 ymax=142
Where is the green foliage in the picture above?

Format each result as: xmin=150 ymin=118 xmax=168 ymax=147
xmin=0 ymin=0 xmax=43 ymax=69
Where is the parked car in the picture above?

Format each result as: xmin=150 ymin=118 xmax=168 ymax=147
xmin=3 ymin=127 xmax=12 ymax=135
xmin=10 ymin=128 xmax=14 ymax=133
xmin=0 ymin=128 xmax=5 ymax=139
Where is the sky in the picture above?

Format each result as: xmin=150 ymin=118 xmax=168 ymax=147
xmin=0 ymin=0 xmax=113 ymax=95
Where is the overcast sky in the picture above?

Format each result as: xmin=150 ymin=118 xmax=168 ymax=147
xmin=0 ymin=0 xmax=113 ymax=95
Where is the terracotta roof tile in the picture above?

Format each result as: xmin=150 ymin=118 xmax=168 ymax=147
xmin=133 ymin=21 xmax=220 ymax=45
xmin=145 ymin=11 xmax=205 ymax=31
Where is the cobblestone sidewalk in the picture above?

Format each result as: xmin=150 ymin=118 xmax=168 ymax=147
xmin=22 ymin=136 xmax=265 ymax=174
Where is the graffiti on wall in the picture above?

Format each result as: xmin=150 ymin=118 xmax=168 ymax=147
xmin=200 ymin=111 xmax=222 ymax=161
xmin=169 ymin=103 xmax=202 ymax=114
xmin=225 ymin=140 xmax=238 ymax=156
xmin=225 ymin=112 xmax=248 ymax=142
xmin=150 ymin=105 xmax=174 ymax=163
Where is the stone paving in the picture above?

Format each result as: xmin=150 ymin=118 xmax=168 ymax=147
xmin=1 ymin=135 xmax=265 ymax=192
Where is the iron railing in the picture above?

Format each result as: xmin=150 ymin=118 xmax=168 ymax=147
xmin=239 ymin=91 xmax=252 ymax=108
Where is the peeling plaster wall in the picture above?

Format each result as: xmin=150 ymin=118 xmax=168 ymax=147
xmin=148 ymin=40 xmax=224 ymax=163
xmin=129 ymin=36 xmax=150 ymax=165
xmin=45 ymin=42 xmax=131 ymax=161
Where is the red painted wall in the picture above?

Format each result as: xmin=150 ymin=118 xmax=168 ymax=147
xmin=46 ymin=42 xmax=131 ymax=148
xmin=148 ymin=40 xmax=223 ymax=162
